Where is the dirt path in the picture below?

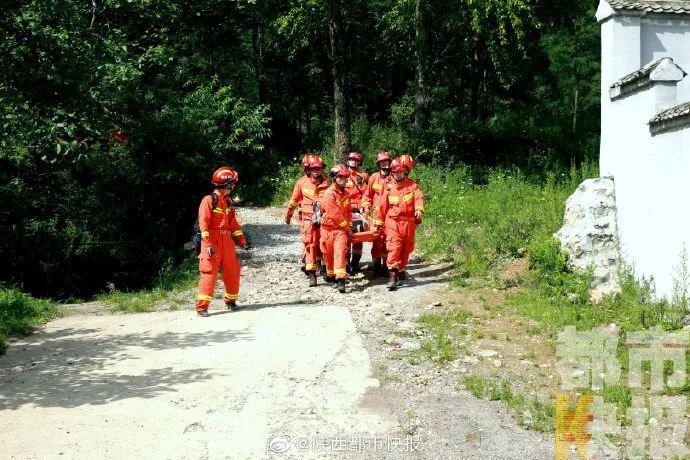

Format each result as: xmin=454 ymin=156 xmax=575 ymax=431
xmin=0 ymin=207 xmax=553 ymax=459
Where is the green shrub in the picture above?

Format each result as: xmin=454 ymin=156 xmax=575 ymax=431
xmin=98 ymin=256 xmax=199 ymax=313
xmin=0 ymin=285 xmax=60 ymax=353
xmin=415 ymin=162 xmax=597 ymax=280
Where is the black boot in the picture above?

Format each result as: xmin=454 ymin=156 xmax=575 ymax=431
xmin=380 ymin=259 xmax=389 ymax=277
xmin=397 ymin=270 xmax=409 ymax=287
xmin=326 ymin=276 xmax=336 ymax=284
xmin=226 ymin=301 xmax=240 ymax=311
xmin=337 ymin=279 xmax=346 ymax=293
xmin=197 ymin=309 xmax=210 ymax=317
xmin=350 ymin=255 xmax=361 ymax=274
xmin=387 ymin=270 xmax=398 ymax=290
xmin=319 ymin=264 xmax=328 ymax=281
xmin=372 ymin=258 xmax=382 ymax=276
xmin=308 ymin=271 xmax=318 ymax=287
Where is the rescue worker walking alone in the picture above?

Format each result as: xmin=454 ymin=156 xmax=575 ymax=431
xmin=195 ymin=167 xmax=248 ymax=317
xmin=285 ymin=155 xmax=330 ymax=287
xmin=360 ymin=150 xmax=392 ymax=276
xmin=344 ymin=151 xmax=369 ymax=274
xmin=320 ymin=164 xmax=354 ymax=293
xmin=374 ymin=157 xmax=424 ymax=290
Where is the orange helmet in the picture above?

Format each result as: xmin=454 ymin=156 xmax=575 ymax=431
xmin=376 ymin=151 xmax=392 ymax=165
xmin=390 ymin=158 xmax=406 ymax=173
xmin=307 ymin=157 xmax=324 ymax=169
xmin=398 ymin=154 xmax=415 ymax=172
xmin=346 ymin=151 xmax=362 ymax=163
xmin=329 ymin=164 xmax=350 ymax=179
xmin=211 ymin=167 xmax=239 ymax=187
xmin=300 ymin=154 xmax=323 ymax=171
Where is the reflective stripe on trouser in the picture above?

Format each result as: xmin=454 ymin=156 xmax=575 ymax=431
xmin=350 ymin=242 xmax=363 ymax=257
xmin=300 ymin=219 xmax=321 ymax=271
xmin=195 ymin=234 xmax=241 ymax=311
xmin=385 ymin=218 xmax=416 ymax=272
xmin=320 ymin=227 xmax=349 ymax=280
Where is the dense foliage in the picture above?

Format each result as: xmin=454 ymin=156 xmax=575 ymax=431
xmin=1 ymin=0 xmax=601 ymax=298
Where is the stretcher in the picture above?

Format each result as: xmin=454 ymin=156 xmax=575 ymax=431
xmin=350 ymin=229 xmax=380 ymax=244
xmin=349 ymin=211 xmax=379 ymax=243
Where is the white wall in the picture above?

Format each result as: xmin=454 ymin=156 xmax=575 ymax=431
xmin=645 ymin=124 xmax=690 ymax=296
xmin=641 ymin=17 xmax=690 ymax=102
xmin=600 ymin=16 xmax=642 ymax=177
xmin=604 ymin=87 xmax=654 ymax=291
xmin=599 ymin=5 xmax=690 ymax=298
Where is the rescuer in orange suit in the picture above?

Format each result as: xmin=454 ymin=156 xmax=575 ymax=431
xmin=195 ymin=167 xmax=248 ymax=317
xmin=320 ymin=164 xmax=353 ymax=293
xmin=374 ymin=157 xmax=424 ymax=290
xmin=285 ymin=154 xmax=330 ymax=287
xmin=361 ymin=150 xmax=392 ymax=276
xmin=344 ymin=151 xmax=369 ymax=274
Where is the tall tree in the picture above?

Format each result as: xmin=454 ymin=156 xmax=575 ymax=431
xmin=414 ymin=0 xmax=432 ymax=153
xmin=328 ymin=0 xmax=351 ymax=162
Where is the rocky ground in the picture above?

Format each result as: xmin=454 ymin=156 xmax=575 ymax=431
xmin=0 ymin=207 xmax=554 ymax=459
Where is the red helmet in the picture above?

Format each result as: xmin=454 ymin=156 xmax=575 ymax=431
xmin=376 ymin=151 xmax=392 ymax=165
xmin=346 ymin=151 xmax=362 ymax=163
xmin=307 ymin=157 xmax=324 ymax=169
xmin=398 ymin=154 xmax=415 ymax=171
xmin=329 ymin=164 xmax=350 ymax=179
xmin=301 ymin=154 xmax=323 ymax=171
xmin=390 ymin=158 xmax=406 ymax=173
xmin=211 ymin=167 xmax=239 ymax=187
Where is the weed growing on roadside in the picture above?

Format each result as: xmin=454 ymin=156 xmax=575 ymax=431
xmin=98 ymin=256 xmax=199 ymax=313
xmin=414 ymin=310 xmax=470 ymax=363
xmin=461 ymin=375 xmax=554 ymax=432
xmin=0 ymin=285 xmax=60 ymax=353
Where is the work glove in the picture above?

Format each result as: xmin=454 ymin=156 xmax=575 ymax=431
xmin=285 ymin=210 xmax=293 ymax=225
xmin=346 ymin=228 xmax=353 ymax=238
xmin=207 ymin=246 xmax=216 ymax=256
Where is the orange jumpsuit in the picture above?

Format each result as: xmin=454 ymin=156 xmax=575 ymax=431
xmin=319 ymin=184 xmax=351 ymax=280
xmin=361 ymin=171 xmax=390 ymax=260
xmin=374 ymin=178 xmax=424 ymax=272
xmin=345 ymin=169 xmax=369 ymax=259
xmin=287 ymin=175 xmax=330 ymax=271
xmin=195 ymin=192 xmax=246 ymax=311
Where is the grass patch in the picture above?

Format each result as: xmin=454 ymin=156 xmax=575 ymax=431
xmin=98 ymin=256 xmax=198 ymax=313
xmin=461 ymin=375 xmax=554 ymax=433
xmin=0 ymin=285 xmax=61 ymax=354
xmin=414 ymin=309 xmax=470 ymax=363
xmin=415 ymin=162 xmax=598 ymax=281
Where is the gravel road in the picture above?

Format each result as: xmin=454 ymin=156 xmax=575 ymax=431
xmin=0 ymin=207 xmax=553 ymax=459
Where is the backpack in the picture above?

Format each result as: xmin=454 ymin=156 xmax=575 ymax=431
xmin=193 ymin=194 xmax=219 ymax=255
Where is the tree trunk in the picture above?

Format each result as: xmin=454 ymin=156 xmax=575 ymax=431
xmin=328 ymin=0 xmax=351 ymax=163
xmin=251 ymin=3 xmax=268 ymax=105
xmin=414 ymin=0 xmax=432 ymax=154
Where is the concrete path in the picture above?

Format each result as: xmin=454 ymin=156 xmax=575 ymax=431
xmin=0 ymin=307 xmax=400 ymax=459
